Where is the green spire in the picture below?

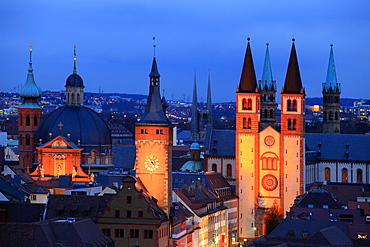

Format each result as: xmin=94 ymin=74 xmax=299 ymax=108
xmin=323 ymin=44 xmax=340 ymax=93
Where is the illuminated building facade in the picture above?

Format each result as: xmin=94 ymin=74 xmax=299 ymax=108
xmin=236 ymin=39 xmax=305 ymax=240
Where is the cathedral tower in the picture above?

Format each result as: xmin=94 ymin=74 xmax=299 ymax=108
xmin=259 ymin=43 xmax=276 ymax=129
xmin=18 ymin=43 xmax=42 ymax=168
xmin=322 ymin=44 xmax=340 ymax=133
xmin=135 ymin=56 xmax=173 ymax=214
xmin=190 ymin=70 xmax=199 ymax=140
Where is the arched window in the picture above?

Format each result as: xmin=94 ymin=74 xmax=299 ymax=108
xmin=357 ymin=169 xmax=363 ymax=183
xmin=212 ymin=164 xmax=217 ymax=173
xmin=242 ymin=118 xmax=247 ymax=129
xmin=247 ymin=99 xmax=252 ymax=110
xmin=342 ymin=168 xmax=348 ymax=182
xmin=324 ymin=96 xmax=327 ymax=103
xmin=26 ymin=115 xmax=30 ymax=126
xmin=270 ymin=109 xmax=274 ymax=118
xmin=34 ymin=115 xmax=38 ymax=126
xmin=226 ymin=164 xmax=232 ymax=177
xmin=264 ymin=109 xmax=268 ymax=118
xmin=335 ymin=111 xmax=339 ymax=120
xmin=288 ymin=119 xmax=292 ymax=130
xmin=26 ymin=135 xmax=30 ymax=145
xmin=19 ymin=134 xmax=22 ymax=145
xmin=293 ymin=119 xmax=297 ymax=130
xmin=242 ymin=98 xmax=247 ymax=110
xmin=247 ymin=118 xmax=251 ymax=129
xmin=323 ymin=111 xmax=327 ymax=121
xmin=325 ymin=167 xmax=330 ymax=181
xmin=71 ymin=93 xmax=75 ymax=104
xmin=329 ymin=111 xmax=333 ymax=120
xmin=335 ymin=96 xmax=339 ymax=103
xmin=287 ymin=100 xmax=292 ymax=111
xmin=91 ymin=151 xmax=98 ymax=164
xmin=292 ymin=100 xmax=297 ymax=111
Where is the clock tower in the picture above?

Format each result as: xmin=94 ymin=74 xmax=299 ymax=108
xmin=135 ymin=56 xmax=173 ymax=214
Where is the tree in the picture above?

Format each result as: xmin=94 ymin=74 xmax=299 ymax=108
xmin=266 ymin=199 xmax=284 ymax=234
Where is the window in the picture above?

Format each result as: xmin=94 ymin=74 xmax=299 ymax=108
xmin=325 ymin=167 xmax=331 ymax=181
xmin=130 ymin=229 xmax=139 ymax=238
xmin=247 ymin=118 xmax=251 ymax=129
xmin=308 ymin=204 xmax=314 ymax=208
xmin=115 ymin=210 xmax=120 ymax=218
xmin=247 ymin=99 xmax=252 ymax=110
xmin=212 ymin=164 xmax=217 ymax=173
xmin=357 ymin=169 xmax=363 ymax=183
xmin=242 ymin=98 xmax=247 ymax=110
xmin=288 ymin=230 xmax=295 ymax=237
xmin=358 ymin=233 xmax=368 ymax=239
xmin=287 ymin=100 xmax=292 ymax=111
xmin=156 ymin=129 xmax=164 ymax=134
xmin=323 ymin=205 xmax=328 ymax=209
xmin=31 ymin=195 xmax=37 ymax=201
xmin=34 ymin=115 xmax=38 ymax=126
xmin=115 ymin=229 xmax=124 ymax=238
xmin=102 ymin=228 xmax=111 ymax=237
xmin=126 ymin=196 xmax=132 ymax=204
xmin=242 ymin=118 xmax=247 ymax=129
xmin=270 ymin=109 xmax=274 ymax=118
xmin=140 ymin=129 xmax=148 ymax=134
xmin=144 ymin=230 xmax=153 ymax=239
xmin=138 ymin=211 xmax=144 ymax=218
xmin=226 ymin=164 xmax=232 ymax=177
xmin=26 ymin=115 xmax=30 ymax=126
xmin=303 ymin=232 xmax=309 ymax=238
xmin=342 ymin=168 xmax=348 ymax=182
xmin=292 ymin=100 xmax=297 ymax=111
xmin=126 ymin=210 xmax=132 ymax=218
xmin=26 ymin=135 xmax=30 ymax=145
xmin=335 ymin=111 xmax=339 ymax=120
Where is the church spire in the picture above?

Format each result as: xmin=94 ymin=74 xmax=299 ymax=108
xmin=20 ymin=40 xmax=42 ymax=106
xmin=206 ymin=70 xmax=213 ymax=126
xmin=323 ymin=44 xmax=340 ymax=93
xmin=260 ymin=43 xmax=276 ymax=91
xmin=282 ymin=38 xmax=304 ymax=94
xmin=65 ymin=46 xmax=84 ymax=106
xmin=137 ymin=54 xmax=170 ymax=126
xmin=238 ymin=38 xmax=258 ymax=92
xmin=191 ymin=69 xmax=199 ymax=140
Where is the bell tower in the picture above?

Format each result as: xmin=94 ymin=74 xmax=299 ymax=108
xmin=18 ymin=41 xmax=42 ymax=168
xmin=134 ymin=55 xmax=173 ymax=214
xmin=236 ymin=38 xmax=261 ymax=239
xmin=322 ymin=44 xmax=341 ymax=133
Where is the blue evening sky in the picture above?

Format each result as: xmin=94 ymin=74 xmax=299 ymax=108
xmin=0 ymin=0 xmax=369 ymax=103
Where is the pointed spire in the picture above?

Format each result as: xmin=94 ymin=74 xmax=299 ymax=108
xmin=206 ymin=69 xmax=213 ymax=126
xmin=323 ymin=44 xmax=340 ymax=93
xmin=238 ymin=38 xmax=258 ymax=92
xmin=137 ymin=53 xmax=170 ymax=126
xmin=191 ymin=69 xmax=199 ymax=140
xmin=260 ymin=43 xmax=276 ymax=91
xmin=282 ymin=38 xmax=303 ymax=94
xmin=20 ymin=40 xmax=42 ymax=103
xmin=73 ymin=45 xmax=77 ymax=74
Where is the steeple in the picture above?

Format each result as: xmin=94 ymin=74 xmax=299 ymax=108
xmin=282 ymin=39 xmax=304 ymax=94
xmin=323 ymin=44 xmax=340 ymax=93
xmin=259 ymin=43 xmax=276 ymax=91
xmin=65 ymin=46 xmax=84 ymax=106
xmin=137 ymin=56 xmax=170 ymax=126
xmin=19 ymin=41 xmax=42 ymax=107
xmin=206 ymin=70 xmax=213 ymax=127
xmin=259 ymin=43 xmax=277 ymax=129
xmin=238 ymin=38 xmax=258 ymax=93
xmin=191 ymin=70 xmax=199 ymax=140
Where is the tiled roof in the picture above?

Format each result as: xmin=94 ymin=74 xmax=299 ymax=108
xmin=294 ymin=189 xmax=341 ymax=209
xmin=112 ymin=142 xmax=136 ymax=170
xmin=205 ymin=129 xmax=235 ymax=157
xmin=0 ymin=201 xmax=45 ymax=222
xmin=305 ymin=133 xmax=370 ymax=162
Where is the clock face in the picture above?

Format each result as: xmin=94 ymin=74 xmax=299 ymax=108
xmin=262 ymin=174 xmax=278 ymax=191
xmin=144 ymin=155 xmax=159 ymax=171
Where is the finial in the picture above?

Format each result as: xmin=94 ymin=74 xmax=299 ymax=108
xmin=73 ymin=45 xmax=77 ymax=74
xmin=153 ymin=37 xmax=156 ymax=57
xmin=330 ymin=43 xmax=333 ymax=47
xmin=292 ymin=34 xmax=296 ymax=42
xmin=28 ymin=39 xmax=33 ymax=67
xmin=58 ymin=121 xmax=64 ymax=135
xmin=266 ymin=43 xmax=269 ymax=46
xmin=247 ymin=34 xmax=251 ymax=42
xmin=29 ymin=39 xmax=33 ymax=52
xmin=162 ymin=89 xmax=165 ymax=97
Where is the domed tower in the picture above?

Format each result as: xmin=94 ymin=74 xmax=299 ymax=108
xmin=35 ymin=47 xmax=112 ymax=178
xmin=18 ymin=42 xmax=42 ymax=168
xmin=322 ymin=44 xmax=341 ymax=134
xmin=65 ymin=46 xmax=84 ymax=106
xmin=180 ymin=141 xmax=203 ymax=172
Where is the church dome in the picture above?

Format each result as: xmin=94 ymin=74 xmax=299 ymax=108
xmin=36 ymin=106 xmax=111 ymax=153
xmin=190 ymin=142 xmax=201 ymax=150
xmin=180 ymin=160 xmax=203 ymax=172
xmin=65 ymin=73 xmax=84 ymax=87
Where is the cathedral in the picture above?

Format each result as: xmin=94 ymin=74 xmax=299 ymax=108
xmin=18 ymin=46 xmax=113 ymax=182
xmin=236 ymin=38 xmax=305 ymax=239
